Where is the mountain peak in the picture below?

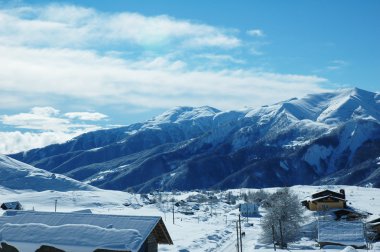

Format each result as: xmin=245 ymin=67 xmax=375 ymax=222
xmin=314 ymin=87 xmax=380 ymax=124
xmin=149 ymin=106 xmax=221 ymax=124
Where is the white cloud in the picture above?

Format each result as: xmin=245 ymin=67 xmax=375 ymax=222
xmin=64 ymin=112 xmax=108 ymax=121
xmin=0 ymin=107 xmax=107 ymax=153
xmin=1 ymin=108 xmax=70 ymax=132
xmin=0 ymin=131 xmax=77 ymax=154
xmin=195 ymin=54 xmax=245 ymax=64
xmin=247 ymin=29 xmax=264 ymax=37
xmin=0 ymin=107 xmax=105 ymax=132
xmin=327 ymin=60 xmax=349 ymax=71
xmin=0 ymin=4 xmax=240 ymax=49
xmin=0 ymin=45 xmax=327 ymax=110
xmin=31 ymin=106 xmax=59 ymax=116
xmin=0 ymin=3 xmax=328 ymax=111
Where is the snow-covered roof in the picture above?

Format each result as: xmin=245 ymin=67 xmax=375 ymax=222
xmin=318 ymin=221 xmax=365 ymax=246
xmin=1 ymin=223 xmax=142 ymax=251
xmin=0 ymin=210 xmax=172 ymax=252
xmin=311 ymin=195 xmax=347 ymax=202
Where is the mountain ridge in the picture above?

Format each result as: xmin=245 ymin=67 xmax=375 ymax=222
xmin=9 ymin=87 xmax=380 ymax=192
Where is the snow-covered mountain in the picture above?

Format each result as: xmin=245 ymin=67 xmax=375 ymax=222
xmin=0 ymin=154 xmax=94 ymax=191
xmin=9 ymin=88 xmax=380 ymax=192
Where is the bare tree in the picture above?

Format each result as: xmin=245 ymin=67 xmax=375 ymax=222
xmin=246 ymin=189 xmax=269 ymax=205
xmin=260 ymin=188 xmax=304 ymax=248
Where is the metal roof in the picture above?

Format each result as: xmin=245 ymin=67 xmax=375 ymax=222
xmin=318 ymin=220 xmax=365 ymax=246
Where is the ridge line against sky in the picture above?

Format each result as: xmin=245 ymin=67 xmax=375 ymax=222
xmin=0 ymin=0 xmax=379 ymax=153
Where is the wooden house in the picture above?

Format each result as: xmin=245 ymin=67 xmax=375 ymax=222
xmin=301 ymin=189 xmax=346 ymax=211
xmin=0 ymin=210 xmax=173 ymax=252
xmin=0 ymin=201 xmax=22 ymax=210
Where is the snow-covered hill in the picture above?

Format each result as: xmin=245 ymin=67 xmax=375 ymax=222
xmin=9 ymin=88 xmax=380 ymax=192
xmin=0 ymin=154 xmax=94 ymax=191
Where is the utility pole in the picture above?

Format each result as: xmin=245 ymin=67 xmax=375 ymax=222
xmin=272 ymin=224 xmax=276 ymax=251
xmin=210 ymin=200 xmax=212 ymax=216
xmin=54 ymin=199 xmax=57 ymax=212
xmin=236 ymin=221 xmax=240 ymax=252
xmin=172 ymin=204 xmax=175 ymax=224
xmin=239 ymin=215 xmax=243 ymax=252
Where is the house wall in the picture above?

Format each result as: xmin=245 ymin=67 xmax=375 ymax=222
xmin=373 ymin=225 xmax=380 ymax=234
xmin=147 ymin=233 xmax=157 ymax=252
xmin=309 ymin=201 xmax=344 ymax=211
xmin=138 ymin=233 xmax=157 ymax=252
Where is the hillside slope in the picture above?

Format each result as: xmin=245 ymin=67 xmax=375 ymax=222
xmin=0 ymin=154 xmax=94 ymax=191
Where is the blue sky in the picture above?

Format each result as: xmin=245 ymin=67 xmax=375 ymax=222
xmin=0 ymin=0 xmax=379 ymax=153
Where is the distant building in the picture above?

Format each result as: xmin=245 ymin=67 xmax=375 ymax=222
xmin=317 ymin=220 xmax=366 ymax=248
xmin=239 ymin=203 xmax=259 ymax=217
xmin=301 ymin=189 xmax=346 ymax=211
xmin=1 ymin=201 xmax=23 ymax=210
xmin=0 ymin=210 xmax=173 ymax=252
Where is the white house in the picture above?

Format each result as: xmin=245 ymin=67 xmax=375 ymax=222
xmin=239 ymin=203 xmax=259 ymax=217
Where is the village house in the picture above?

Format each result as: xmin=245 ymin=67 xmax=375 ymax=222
xmin=0 ymin=210 xmax=173 ymax=252
xmin=301 ymin=189 xmax=346 ymax=211
xmin=239 ymin=203 xmax=259 ymax=217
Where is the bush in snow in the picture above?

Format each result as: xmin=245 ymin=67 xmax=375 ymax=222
xmin=260 ymin=188 xmax=304 ymax=248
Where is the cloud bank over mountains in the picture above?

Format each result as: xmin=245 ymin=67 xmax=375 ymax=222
xmin=0 ymin=107 xmax=107 ymax=154
xmin=0 ymin=2 xmax=330 ymax=153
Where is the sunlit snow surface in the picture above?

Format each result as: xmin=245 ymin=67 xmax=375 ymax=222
xmin=0 ymin=185 xmax=379 ymax=252
xmin=0 ymin=154 xmax=94 ymax=191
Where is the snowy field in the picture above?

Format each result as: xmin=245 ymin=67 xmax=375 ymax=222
xmin=0 ymin=185 xmax=379 ymax=252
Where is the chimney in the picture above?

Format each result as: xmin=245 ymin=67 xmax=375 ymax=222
xmin=339 ymin=189 xmax=345 ymax=199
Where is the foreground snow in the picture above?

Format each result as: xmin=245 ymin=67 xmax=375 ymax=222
xmin=0 ymin=185 xmax=379 ymax=252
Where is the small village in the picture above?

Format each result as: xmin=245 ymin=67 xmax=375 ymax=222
xmin=0 ymin=186 xmax=379 ymax=252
